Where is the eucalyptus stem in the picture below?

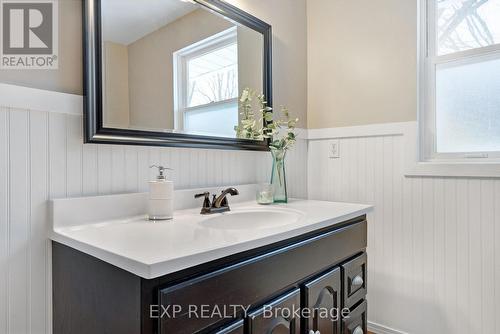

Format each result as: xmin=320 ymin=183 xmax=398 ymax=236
xmin=235 ymin=88 xmax=299 ymax=153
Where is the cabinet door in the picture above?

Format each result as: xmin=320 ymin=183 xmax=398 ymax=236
xmin=342 ymin=253 xmax=367 ymax=309
xmin=342 ymin=300 xmax=366 ymax=334
xmin=215 ymin=320 xmax=244 ymax=334
xmin=247 ymin=289 xmax=301 ymax=334
xmin=303 ymin=267 xmax=341 ymax=334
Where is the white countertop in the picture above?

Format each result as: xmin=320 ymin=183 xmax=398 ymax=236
xmin=50 ymin=188 xmax=372 ymax=279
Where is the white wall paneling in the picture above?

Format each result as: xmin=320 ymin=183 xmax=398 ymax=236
xmin=308 ymin=125 xmax=500 ymax=334
xmin=0 ymin=84 xmax=307 ymax=334
xmin=4 ymin=83 xmax=498 ymax=334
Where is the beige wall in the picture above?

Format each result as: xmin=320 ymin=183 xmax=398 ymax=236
xmin=127 ymin=9 xmax=232 ymax=129
xmin=103 ymin=42 xmax=130 ymax=128
xmin=223 ymin=0 xmax=308 ymax=128
xmin=307 ymin=0 xmax=417 ymax=128
xmin=0 ymin=0 xmax=82 ymax=95
xmin=0 ymin=0 xmax=419 ymax=129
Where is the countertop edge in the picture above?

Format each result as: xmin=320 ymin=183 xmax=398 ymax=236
xmin=50 ymin=232 xmax=153 ymax=279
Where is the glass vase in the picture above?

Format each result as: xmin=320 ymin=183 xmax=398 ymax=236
xmin=270 ymin=148 xmax=287 ymax=203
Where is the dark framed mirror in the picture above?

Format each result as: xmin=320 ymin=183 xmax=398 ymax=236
xmin=83 ymin=0 xmax=272 ymax=150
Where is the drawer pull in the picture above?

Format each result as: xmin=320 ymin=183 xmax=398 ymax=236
xmin=352 ymin=275 xmax=364 ymax=288
xmin=353 ymin=326 xmax=363 ymax=334
xmin=309 ymin=331 xmax=320 ymax=334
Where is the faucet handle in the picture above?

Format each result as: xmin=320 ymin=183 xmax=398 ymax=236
xmin=194 ymin=192 xmax=209 ymax=199
xmin=194 ymin=192 xmax=211 ymax=214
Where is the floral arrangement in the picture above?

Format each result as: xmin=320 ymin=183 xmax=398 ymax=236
xmin=234 ymin=88 xmax=299 ymax=151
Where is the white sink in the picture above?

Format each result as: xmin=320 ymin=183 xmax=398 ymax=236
xmin=200 ymin=208 xmax=304 ymax=230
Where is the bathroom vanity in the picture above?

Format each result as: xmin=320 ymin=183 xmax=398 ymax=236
xmin=50 ymin=188 xmax=371 ymax=334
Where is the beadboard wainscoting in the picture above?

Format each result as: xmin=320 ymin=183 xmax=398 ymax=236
xmin=0 ymin=84 xmax=307 ymax=334
xmin=308 ymin=122 xmax=500 ymax=334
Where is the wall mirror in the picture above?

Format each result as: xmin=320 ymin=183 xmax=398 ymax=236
xmin=83 ymin=0 xmax=272 ymax=150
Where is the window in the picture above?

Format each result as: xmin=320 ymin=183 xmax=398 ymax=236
xmin=420 ymin=0 xmax=500 ymax=161
xmin=173 ymin=28 xmax=239 ymax=138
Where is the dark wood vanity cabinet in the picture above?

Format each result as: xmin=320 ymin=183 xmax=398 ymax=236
xmin=53 ymin=216 xmax=368 ymax=334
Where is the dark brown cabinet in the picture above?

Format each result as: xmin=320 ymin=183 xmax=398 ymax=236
xmin=303 ymin=267 xmax=342 ymax=334
xmin=247 ymin=289 xmax=301 ymax=334
xmin=53 ymin=216 xmax=368 ymax=334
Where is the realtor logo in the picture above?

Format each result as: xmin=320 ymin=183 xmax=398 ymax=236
xmin=1 ymin=0 xmax=58 ymax=69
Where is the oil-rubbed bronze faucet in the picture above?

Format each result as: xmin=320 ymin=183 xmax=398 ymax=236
xmin=194 ymin=187 xmax=239 ymax=214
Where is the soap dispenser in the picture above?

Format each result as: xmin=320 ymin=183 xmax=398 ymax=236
xmin=148 ymin=165 xmax=174 ymax=221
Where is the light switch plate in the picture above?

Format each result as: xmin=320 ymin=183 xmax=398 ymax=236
xmin=328 ymin=139 xmax=340 ymax=159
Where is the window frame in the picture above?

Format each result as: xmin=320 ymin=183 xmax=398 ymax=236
xmin=173 ymin=27 xmax=238 ymax=133
xmin=419 ymin=0 xmax=500 ymax=162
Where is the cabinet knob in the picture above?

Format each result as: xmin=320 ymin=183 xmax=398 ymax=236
xmin=353 ymin=326 xmax=363 ymax=334
xmin=352 ymin=275 xmax=364 ymax=287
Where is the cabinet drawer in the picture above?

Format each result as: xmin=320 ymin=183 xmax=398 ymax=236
xmin=247 ymin=289 xmax=301 ymax=334
xmin=303 ymin=267 xmax=341 ymax=334
xmin=342 ymin=300 xmax=367 ymax=334
xmin=342 ymin=253 xmax=367 ymax=309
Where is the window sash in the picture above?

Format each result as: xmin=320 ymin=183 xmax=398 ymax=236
xmin=420 ymin=0 xmax=500 ymax=162
xmin=173 ymin=28 xmax=238 ymax=131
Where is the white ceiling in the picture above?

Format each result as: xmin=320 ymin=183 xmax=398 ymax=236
xmin=101 ymin=0 xmax=198 ymax=45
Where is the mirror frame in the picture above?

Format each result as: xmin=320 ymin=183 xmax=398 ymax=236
xmin=83 ymin=0 xmax=272 ymax=151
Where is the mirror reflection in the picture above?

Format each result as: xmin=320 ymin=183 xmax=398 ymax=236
xmin=101 ymin=0 xmax=264 ymax=139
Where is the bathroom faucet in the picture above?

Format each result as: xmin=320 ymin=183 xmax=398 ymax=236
xmin=194 ymin=187 xmax=239 ymax=214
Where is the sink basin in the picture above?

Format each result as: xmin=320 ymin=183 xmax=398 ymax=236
xmin=200 ymin=208 xmax=303 ymax=230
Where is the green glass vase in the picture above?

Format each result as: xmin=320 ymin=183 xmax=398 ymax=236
xmin=270 ymin=148 xmax=287 ymax=203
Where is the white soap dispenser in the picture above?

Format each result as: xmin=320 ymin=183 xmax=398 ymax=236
xmin=148 ymin=165 xmax=174 ymax=221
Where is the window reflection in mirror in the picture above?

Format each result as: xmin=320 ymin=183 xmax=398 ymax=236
xmin=101 ymin=0 xmax=264 ymax=139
